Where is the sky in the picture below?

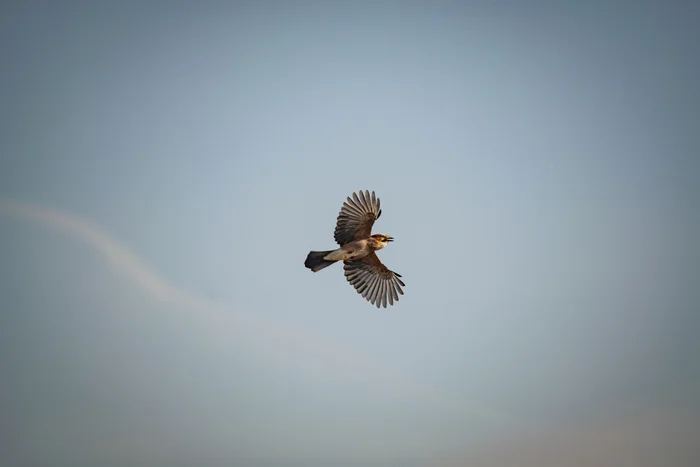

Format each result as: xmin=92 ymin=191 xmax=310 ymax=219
xmin=1 ymin=1 xmax=699 ymax=466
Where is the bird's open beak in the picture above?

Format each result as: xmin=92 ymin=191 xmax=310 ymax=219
xmin=387 ymin=237 xmax=394 ymax=242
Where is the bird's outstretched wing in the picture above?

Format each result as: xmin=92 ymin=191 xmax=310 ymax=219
xmin=334 ymin=190 xmax=381 ymax=246
xmin=344 ymin=253 xmax=405 ymax=308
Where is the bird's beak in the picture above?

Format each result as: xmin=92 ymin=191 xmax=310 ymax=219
xmin=387 ymin=237 xmax=394 ymax=242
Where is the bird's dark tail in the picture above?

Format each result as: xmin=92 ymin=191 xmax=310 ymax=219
xmin=305 ymin=250 xmax=337 ymax=272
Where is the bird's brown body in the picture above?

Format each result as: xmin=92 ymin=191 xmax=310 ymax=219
xmin=322 ymin=237 xmax=386 ymax=262
xmin=304 ymin=190 xmax=405 ymax=308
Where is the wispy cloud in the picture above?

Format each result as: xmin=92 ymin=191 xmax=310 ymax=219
xmin=1 ymin=200 xmax=176 ymax=301
xmin=0 ymin=199 xmax=515 ymax=427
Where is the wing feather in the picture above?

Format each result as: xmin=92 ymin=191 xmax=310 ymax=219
xmin=334 ymin=190 xmax=382 ymax=246
xmin=343 ymin=253 xmax=405 ymax=308
xmin=380 ymin=281 xmax=388 ymax=308
xmin=390 ymin=280 xmax=400 ymax=301
xmin=367 ymin=275 xmax=380 ymax=305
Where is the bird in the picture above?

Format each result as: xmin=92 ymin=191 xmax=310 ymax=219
xmin=304 ymin=190 xmax=405 ymax=308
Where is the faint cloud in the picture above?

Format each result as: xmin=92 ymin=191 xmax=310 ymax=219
xmin=0 ymin=199 xmax=515 ymax=428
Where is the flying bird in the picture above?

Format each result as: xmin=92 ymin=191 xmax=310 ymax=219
xmin=304 ymin=190 xmax=405 ymax=308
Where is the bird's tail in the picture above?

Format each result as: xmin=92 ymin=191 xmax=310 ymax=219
xmin=304 ymin=250 xmax=337 ymax=272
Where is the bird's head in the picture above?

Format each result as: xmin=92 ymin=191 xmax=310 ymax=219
xmin=371 ymin=234 xmax=394 ymax=248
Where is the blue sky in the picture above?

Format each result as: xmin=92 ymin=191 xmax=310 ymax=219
xmin=1 ymin=2 xmax=699 ymax=466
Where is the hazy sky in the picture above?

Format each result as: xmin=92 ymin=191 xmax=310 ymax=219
xmin=1 ymin=2 xmax=699 ymax=466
